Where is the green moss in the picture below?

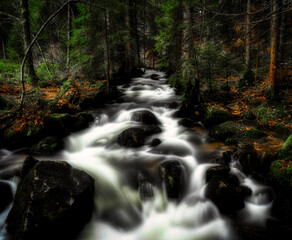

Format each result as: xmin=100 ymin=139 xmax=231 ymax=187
xmin=270 ymin=160 xmax=292 ymax=187
xmin=30 ymin=136 xmax=63 ymax=155
xmin=209 ymin=121 xmax=241 ymax=144
xmin=255 ymin=104 xmax=286 ymax=125
xmin=243 ymin=129 xmax=265 ymax=139
xmin=279 ymin=134 xmax=292 ymax=160
xmin=204 ymin=106 xmax=232 ymax=127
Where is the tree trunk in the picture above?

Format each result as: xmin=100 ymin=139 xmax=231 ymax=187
xmin=124 ymin=0 xmax=135 ymax=75
xmin=2 ymin=38 xmax=6 ymax=59
xmin=278 ymin=0 xmax=285 ymax=63
xmin=134 ymin=0 xmax=140 ymax=67
xmin=21 ymin=0 xmax=37 ymax=83
xmin=105 ymin=8 xmax=110 ymax=93
xmin=245 ymin=0 xmax=251 ymax=70
xmin=268 ymin=0 xmax=279 ymax=99
xmin=66 ymin=3 xmax=72 ymax=70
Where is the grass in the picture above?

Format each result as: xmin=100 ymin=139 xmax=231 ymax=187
xmin=0 ymin=59 xmax=21 ymax=82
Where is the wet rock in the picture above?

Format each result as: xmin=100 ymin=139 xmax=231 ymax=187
xmin=150 ymin=74 xmax=160 ymax=80
xmin=117 ymin=128 xmax=146 ymax=148
xmin=131 ymin=110 xmax=161 ymax=125
xmin=165 ymin=102 xmax=179 ymax=109
xmin=150 ymin=140 xmax=193 ymax=157
xmin=142 ymin=125 xmax=162 ymax=136
xmin=205 ymin=166 xmax=230 ymax=183
xmin=74 ymin=112 xmax=94 ymax=131
xmin=178 ymin=119 xmax=203 ymax=128
xmin=150 ymin=138 xmax=162 ymax=147
xmin=6 ymin=156 xmax=95 ymax=240
xmin=160 ymin=161 xmax=185 ymax=199
xmin=138 ymin=172 xmax=154 ymax=200
xmin=0 ymin=181 xmax=13 ymax=213
xmin=209 ymin=121 xmax=241 ymax=144
xmin=205 ymin=167 xmax=251 ymax=214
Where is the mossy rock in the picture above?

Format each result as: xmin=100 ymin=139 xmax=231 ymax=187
xmin=30 ymin=136 xmax=64 ymax=155
xmin=278 ymin=134 xmax=292 ymax=160
xmin=243 ymin=110 xmax=256 ymax=120
xmin=209 ymin=121 xmax=241 ymax=144
xmin=0 ymin=95 xmax=13 ymax=110
xmin=270 ymin=160 xmax=292 ymax=187
xmin=203 ymin=106 xmax=232 ymax=128
xmin=243 ymin=128 xmax=266 ymax=139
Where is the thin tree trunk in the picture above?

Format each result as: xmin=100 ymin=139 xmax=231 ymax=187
xmin=21 ymin=0 xmax=38 ymax=83
xmin=279 ymin=0 xmax=285 ymax=63
xmin=245 ymin=0 xmax=251 ymax=70
xmin=105 ymin=8 xmax=110 ymax=93
xmin=255 ymin=26 xmax=259 ymax=82
xmin=269 ymin=0 xmax=279 ymax=98
xmin=125 ymin=0 xmax=134 ymax=74
xmin=134 ymin=0 xmax=140 ymax=67
xmin=2 ymin=38 xmax=6 ymax=59
xmin=66 ymin=3 xmax=72 ymax=71
xmin=143 ymin=0 xmax=146 ymax=67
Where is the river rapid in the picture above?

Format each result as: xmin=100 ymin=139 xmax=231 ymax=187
xmin=0 ymin=69 xmax=273 ymax=240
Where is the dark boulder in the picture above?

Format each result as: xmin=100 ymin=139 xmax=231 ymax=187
xmin=142 ymin=125 xmax=162 ymax=136
xmin=150 ymin=140 xmax=193 ymax=157
xmin=150 ymin=74 xmax=160 ymax=80
xmin=131 ymin=110 xmax=161 ymax=125
xmin=159 ymin=161 xmax=185 ymax=199
xmin=178 ymin=119 xmax=203 ymax=128
xmin=0 ymin=181 xmax=14 ymax=213
xmin=117 ymin=128 xmax=146 ymax=148
xmin=266 ymin=219 xmax=292 ymax=240
xmin=205 ymin=166 xmax=251 ymax=214
xmin=150 ymin=138 xmax=162 ymax=147
xmin=165 ymin=102 xmax=179 ymax=109
xmin=6 ymin=156 xmax=95 ymax=240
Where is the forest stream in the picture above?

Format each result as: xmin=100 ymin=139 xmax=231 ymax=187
xmin=0 ymin=70 xmax=274 ymax=240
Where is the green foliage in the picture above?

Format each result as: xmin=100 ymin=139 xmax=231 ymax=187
xmin=6 ymin=25 xmax=22 ymax=60
xmin=278 ymin=134 xmax=292 ymax=160
xmin=243 ymin=129 xmax=265 ymax=139
xmin=209 ymin=121 xmax=241 ymax=144
xmin=255 ymin=104 xmax=286 ymax=124
xmin=35 ymin=61 xmax=60 ymax=82
xmin=204 ymin=106 xmax=232 ymax=127
xmin=270 ymin=160 xmax=292 ymax=187
xmin=0 ymin=59 xmax=20 ymax=82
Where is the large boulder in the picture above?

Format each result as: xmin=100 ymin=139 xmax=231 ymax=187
xmin=131 ymin=110 xmax=161 ymax=125
xmin=205 ymin=166 xmax=252 ymax=214
xmin=0 ymin=181 xmax=14 ymax=213
xmin=6 ymin=156 xmax=95 ymax=240
xmin=117 ymin=128 xmax=146 ymax=148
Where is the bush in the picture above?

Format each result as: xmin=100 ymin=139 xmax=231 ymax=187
xmin=203 ymin=106 xmax=232 ymax=127
xmin=270 ymin=160 xmax=292 ymax=187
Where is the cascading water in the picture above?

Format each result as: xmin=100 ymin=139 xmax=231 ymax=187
xmin=0 ymin=69 xmax=273 ymax=240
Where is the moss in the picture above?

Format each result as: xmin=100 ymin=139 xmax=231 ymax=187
xmin=255 ymin=104 xmax=286 ymax=125
xmin=209 ymin=121 xmax=241 ymax=144
xmin=270 ymin=160 xmax=292 ymax=187
xmin=204 ymin=106 xmax=232 ymax=127
xmin=278 ymin=134 xmax=292 ymax=160
xmin=30 ymin=136 xmax=63 ymax=155
xmin=243 ymin=129 xmax=265 ymax=139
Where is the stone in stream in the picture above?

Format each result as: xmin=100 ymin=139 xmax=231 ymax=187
xmin=0 ymin=181 xmax=14 ymax=213
xmin=6 ymin=156 xmax=95 ymax=240
xmin=150 ymin=138 xmax=162 ymax=147
xmin=117 ymin=128 xmax=146 ymax=148
xmin=160 ymin=161 xmax=185 ymax=199
xmin=150 ymin=74 xmax=160 ymax=80
xmin=131 ymin=110 xmax=162 ymax=125
xmin=205 ymin=166 xmax=252 ymax=214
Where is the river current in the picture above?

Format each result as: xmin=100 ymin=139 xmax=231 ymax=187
xmin=0 ymin=69 xmax=272 ymax=240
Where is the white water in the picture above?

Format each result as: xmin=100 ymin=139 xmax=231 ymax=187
xmin=0 ymin=69 xmax=273 ymax=239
